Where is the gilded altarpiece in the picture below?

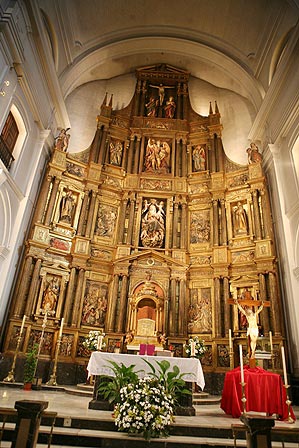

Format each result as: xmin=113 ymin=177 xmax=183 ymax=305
xmin=1 ymin=64 xmax=285 ymax=390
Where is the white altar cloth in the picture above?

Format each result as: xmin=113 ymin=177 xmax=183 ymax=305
xmin=87 ymin=352 xmax=205 ymax=390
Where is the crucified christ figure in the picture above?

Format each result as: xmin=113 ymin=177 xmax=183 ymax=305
xmin=234 ymin=298 xmax=264 ymax=359
xmin=149 ymin=83 xmax=172 ymax=106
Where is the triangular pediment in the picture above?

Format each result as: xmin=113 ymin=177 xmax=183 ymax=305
xmin=114 ymin=249 xmax=187 ymax=269
xmin=136 ymin=64 xmax=189 ymax=82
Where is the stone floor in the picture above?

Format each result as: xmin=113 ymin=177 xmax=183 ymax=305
xmin=0 ymin=385 xmax=298 ymax=447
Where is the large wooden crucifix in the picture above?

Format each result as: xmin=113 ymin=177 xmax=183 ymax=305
xmin=228 ymin=295 xmax=270 ymax=367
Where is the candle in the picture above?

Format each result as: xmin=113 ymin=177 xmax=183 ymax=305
xmin=59 ymin=317 xmax=64 ymax=338
xmin=239 ymin=344 xmax=244 ymax=383
xmin=229 ymin=329 xmax=232 ymax=350
xmin=269 ymin=331 xmax=273 ymax=352
xmin=281 ymin=346 xmax=288 ymax=386
xmin=97 ymin=335 xmax=103 ymax=351
xmin=20 ymin=315 xmax=26 ymax=335
xmin=190 ymin=340 xmax=195 ymax=357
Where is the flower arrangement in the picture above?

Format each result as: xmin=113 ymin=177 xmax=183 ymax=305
xmin=184 ymin=336 xmax=207 ymax=359
xmin=114 ymin=377 xmax=174 ymax=440
xmin=83 ymin=330 xmax=106 ymax=351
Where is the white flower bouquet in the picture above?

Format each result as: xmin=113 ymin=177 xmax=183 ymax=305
xmin=184 ymin=336 xmax=207 ymax=358
xmin=83 ymin=330 xmax=106 ymax=351
xmin=114 ymin=377 xmax=174 ymax=440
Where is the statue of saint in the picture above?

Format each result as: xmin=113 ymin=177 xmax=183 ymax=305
xmin=233 ymin=202 xmax=248 ymax=234
xmin=164 ymin=96 xmax=176 ymax=118
xmin=234 ymin=298 xmax=264 ymax=359
xmin=246 ymin=142 xmax=262 ymax=164
xmin=60 ymin=190 xmax=75 ymax=224
xmin=54 ymin=128 xmax=70 ymax=152
xmin=145 ymin=97 xmax=158 ymax=117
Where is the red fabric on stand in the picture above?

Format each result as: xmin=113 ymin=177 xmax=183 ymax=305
xmin=221 ymin=365 xmax=296 ymax=421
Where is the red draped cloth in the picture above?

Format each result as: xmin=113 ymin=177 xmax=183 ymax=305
xmin=221 ymin=365 xmax=296 ymax=421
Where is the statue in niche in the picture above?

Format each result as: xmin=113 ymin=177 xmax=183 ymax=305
xmin=109 ymin=140 xmax=123 ymax=166
xmin=144 ymin=138 xmax=170 ymax=173
xmin=192 ymin=145 xmax=206 ymax=171
xmin=41 ymin=275 xmax=61 ymax=312
xmin=164 ymin=96 xmax=176 ymax=118
xmin=59 ymin=190 xmax=76 ymax=224
xmin=149 ymin=83 xmax=172 ymax=106
xmin=81 ymin=282 xmax=108 ymax=326
xmin=95 ymin=204 xmax=117 ymax=238
xmin=140 ymin=199 xmax=165 ymax=248
xmin=246 ymin=142 xmax=262 ymax=164
xmin=233 ymin=202 xmax=248 ymax=235
xmin=145 ymin=97 xmax=159 ymax=117
xmin=54 ymin=128 xmax=70 ymax=152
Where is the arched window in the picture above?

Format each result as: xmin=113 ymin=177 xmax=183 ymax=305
xmin=0 ymin=111 xmax=19 ymax=170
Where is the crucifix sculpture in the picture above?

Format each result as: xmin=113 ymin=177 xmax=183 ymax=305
xmin=228 ymin=292 xmax=270 ymax=367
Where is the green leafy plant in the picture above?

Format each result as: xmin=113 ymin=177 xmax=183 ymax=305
xmin=97 ymin=361 xmax=140 ymax=404
xmin=23 ymin=343 xmax=38 ymax=384
xmin=142 ymin=359 xmax=192 ymax=406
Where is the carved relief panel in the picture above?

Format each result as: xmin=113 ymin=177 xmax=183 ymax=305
xmin=81 ymin=280 xmax=108 ymax=327
xmin=188 ymin=287 xmax=212 ymax=334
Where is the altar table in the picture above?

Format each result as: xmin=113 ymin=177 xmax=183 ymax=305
xmin=87 ymin=351 xmax=205 ymax=390
xmin=221 ymin=365 xmax=296 ymax=421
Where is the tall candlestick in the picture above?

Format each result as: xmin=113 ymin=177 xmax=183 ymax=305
xmin=59 ymin=318 xmax=64 ymax=338
xmin=281 ymin=346 xmax=288 ymax=386
xmin=97 ymin=335 xmax=103 ymax=351
xmin=190 ymin=340 xmax=195 ymax=357
xmin=269 ymin=331 xmax=273 ymax=352
xmin=229 ymin=329 xmax=232 ymax=350
xmin=239 ymin=344 xmax=244 ymax=383
xmin=20 ymin=315 xmax=26 ymax=335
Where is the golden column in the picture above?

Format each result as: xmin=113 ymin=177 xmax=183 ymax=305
xmin=63 ymin=267 xmax=76 ymax=324
xmin=107 ymin=274 xmax=120 ymax=332
xmin=71 ymin=268 xmax=85 ymax=327
xmin=116 ymin=274 xmax=129 ymax=333
xmin=269 ymin=272 xmax=282 ymax=336
xmin=214 ymin=276 xmax=221 ymax=337
xmin=77 ymin=190 xmax=90 ymax=236
xmin=25 ymin=258 xmax=42 ymax=316
xmin=13 ymin=255 xmax=33 ymax=317
xmin=85 ymin=191 xmax=97 ymax=238
xmin=44 ymin=177 xmax=60 ymax=226
xmin=252 ymin=190 xmax=262 ymax=240
xmin=213 ymin=199 xmax=219 ymax=246
xmin=169 ymin=277 xmax=177 ymax=336
xmin=259 ymin=273 xmax=270 ymax=334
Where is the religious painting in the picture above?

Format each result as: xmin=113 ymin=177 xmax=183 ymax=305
xmin=7 ymin=325 xmax=26 ymax=351
xmin=40 ymin=274 xmax=62 ymax=315
xmin=109 ymin=139 xmax=123 ymax=166
xmin=28 ymin=330 xmax=53 ymax=356
xmin=200 ymin=345 xmax=213 ymax=367
xmin=143 ymin=138 xmax=171 ymax=174
xmin=81 ymin=281 xmax=108 ymax=327
xmin=59 ymin=334 xmax=74 ymax=357
xmin=94 ymin=204 xmax=117 ymax=238
xmin=190 ymin=210 xmax=210 ymax=244
xmin=217 ymin=344 xmax=230 ymax=368
xmin=192 ymin=145 xmax=206 ymax=172
xmin=107 ymin=338 xmax=123 ymax=353
xmin=139 ymin=198 xmax=166 ymax=248
xmin=188 ymin=288 xmax=212 ymax=334
xmin=77 ymin=336 xmax=91 ymax=357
